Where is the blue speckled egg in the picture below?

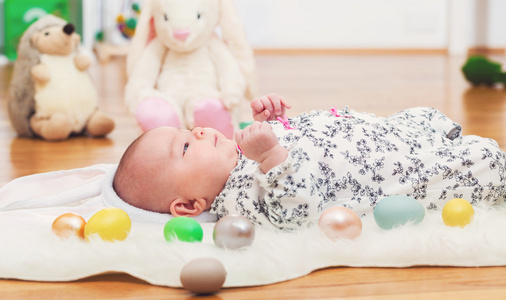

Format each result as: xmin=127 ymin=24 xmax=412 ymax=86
xmin=373 ymin=195 xmax=425 ymax=230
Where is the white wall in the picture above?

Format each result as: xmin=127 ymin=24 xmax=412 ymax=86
xmin=234 ymin=0 xmax=506 ymax=50
xmin=469 ymin=0 xmax=506 ymax=48
xmin=2 ymin=0 xmax=506 ymax=53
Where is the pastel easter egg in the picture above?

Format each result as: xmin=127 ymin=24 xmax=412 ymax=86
xmin=180 ymin=257 xmax=227 ymax=295
xmin=374 ymin=195 xmax=425 ymax=230
xmin=318 ymin=207 xmax=362 ymax=240
xmin=84 ymin=208 xmax=131 ymax=242
xmin=442 ymin=198 xmax=474 ymax=227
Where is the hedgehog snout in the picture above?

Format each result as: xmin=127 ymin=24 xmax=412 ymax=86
xmin=63 ymin=23 xmax=75 ymax=35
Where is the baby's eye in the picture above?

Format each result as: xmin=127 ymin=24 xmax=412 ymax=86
xmin=183 ymin=142 xmax=189 ymax=155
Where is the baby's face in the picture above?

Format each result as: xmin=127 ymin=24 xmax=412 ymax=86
xmin=134 ymin=126 xmax=239 ymax=211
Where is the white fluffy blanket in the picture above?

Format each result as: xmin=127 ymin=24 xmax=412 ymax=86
xmin=2 ymin=202 xmax=506 ymax=288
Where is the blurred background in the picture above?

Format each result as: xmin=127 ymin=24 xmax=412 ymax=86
xmin=1 ymin=0 xmax=506 ymax=179
xmin=0 ymin=0 xmax=505 ymax=63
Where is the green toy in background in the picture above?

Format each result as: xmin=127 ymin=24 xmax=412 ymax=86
xmin=461 ymin=55 xmax=506 ymax=86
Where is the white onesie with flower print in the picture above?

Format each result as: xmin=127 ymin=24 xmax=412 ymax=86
xmin=209 ymin=107 xmax=506 ymax=231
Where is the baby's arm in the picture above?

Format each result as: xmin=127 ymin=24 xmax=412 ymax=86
xmin=250 ymin=94 xmax=291 ymax=122
xmin=235 ymin=121 xmax=288 ymax=173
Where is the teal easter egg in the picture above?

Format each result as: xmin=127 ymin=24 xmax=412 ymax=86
xmin=163 ymin=217 xmax=203 ymax=242
xmin=373 ymin=195 xmax=425 ymax=230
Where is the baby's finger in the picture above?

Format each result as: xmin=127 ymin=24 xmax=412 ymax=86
xmin=253 ymin=110 xmax=270 ymax=122
xmin=267 ymin=95 xmax=283 ymax=116
xmin=259 ymin=97 xmax=274 ymax=115
xmin=243 ymin=121 xmax=256 ymax=136
xmin=251 ymin=120 xmax=263 ymax=130
xmin=279 ymin=96 xmax=292 ymax=109
xmin=250 ymin=98 xmax=266 ymax=114
xmin=263 ymin=110 xmax=271 ymax=120
xmin=262 ymin=121 xmax=275 ymax=134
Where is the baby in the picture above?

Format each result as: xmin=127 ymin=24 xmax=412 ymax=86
xmin=113 ymin=94 xmax=506 ymax=230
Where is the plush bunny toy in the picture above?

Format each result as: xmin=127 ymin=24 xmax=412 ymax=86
xmin=125 ymin=0 xmax=256 ymax=138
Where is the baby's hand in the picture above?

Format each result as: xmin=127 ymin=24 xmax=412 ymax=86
xmin=235 ymin=121 xmax=288 ymax=173
xmin=250 ymin=94 xmax=291 ymax=122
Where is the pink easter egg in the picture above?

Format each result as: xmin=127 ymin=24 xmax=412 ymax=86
xmin=318 ymin=207 xmax=362 ymax=240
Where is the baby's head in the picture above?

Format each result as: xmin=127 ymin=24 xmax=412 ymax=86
xmin=113 ymin=126 xmax=238 ymax=217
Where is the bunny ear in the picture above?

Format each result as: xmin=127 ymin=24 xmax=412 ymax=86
xmin=147 ymin=17 xmax=157 ymax=44
xmin=126 ymin=0 xmax=157 ymax=76
xmin=219 ymin=0 xmax=257 ymax=100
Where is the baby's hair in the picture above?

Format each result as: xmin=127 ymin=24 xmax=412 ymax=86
xmin=113 ymin=131 xmax=178 ymax=214
xmin=113 ymin=134 xmax=144 ymax=201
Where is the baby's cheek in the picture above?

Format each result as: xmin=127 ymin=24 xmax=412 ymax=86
xmin=196 ymin=153 xmax=219 ymax=171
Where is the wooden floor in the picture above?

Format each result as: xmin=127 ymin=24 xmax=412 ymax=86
xmin=2 ymin=54 xmax=506 ymax=299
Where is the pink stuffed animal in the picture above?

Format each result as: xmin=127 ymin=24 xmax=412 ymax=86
xmin=125 ymin=0 xmax=256 ymax=138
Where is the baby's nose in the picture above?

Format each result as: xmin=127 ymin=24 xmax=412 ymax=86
xmin=192 ymin=127 xmax=205 ymax=138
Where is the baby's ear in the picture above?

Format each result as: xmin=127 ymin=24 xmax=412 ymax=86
xmin=169 ymin=198 xmax=206 ymax=217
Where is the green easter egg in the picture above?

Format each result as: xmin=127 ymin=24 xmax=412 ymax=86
xmin=164 ymin=217 xmax=203 ymax=242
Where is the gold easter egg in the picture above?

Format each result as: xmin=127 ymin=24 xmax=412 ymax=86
xmin=51 ymin=213 xmax=86 ymax=240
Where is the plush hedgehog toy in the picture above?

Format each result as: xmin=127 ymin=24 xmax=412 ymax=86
xmin=8 ymin=15 xmax=115 ymax=141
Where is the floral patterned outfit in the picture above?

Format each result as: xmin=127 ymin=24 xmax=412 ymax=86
xmin=209 ymin=107 xmax=506 ymax=230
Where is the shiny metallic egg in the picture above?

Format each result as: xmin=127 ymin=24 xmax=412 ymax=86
xmin=213 ymin=215 xmax=255 ymax=249
xmin=318 ymin=207 xmax=362 ymax=240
